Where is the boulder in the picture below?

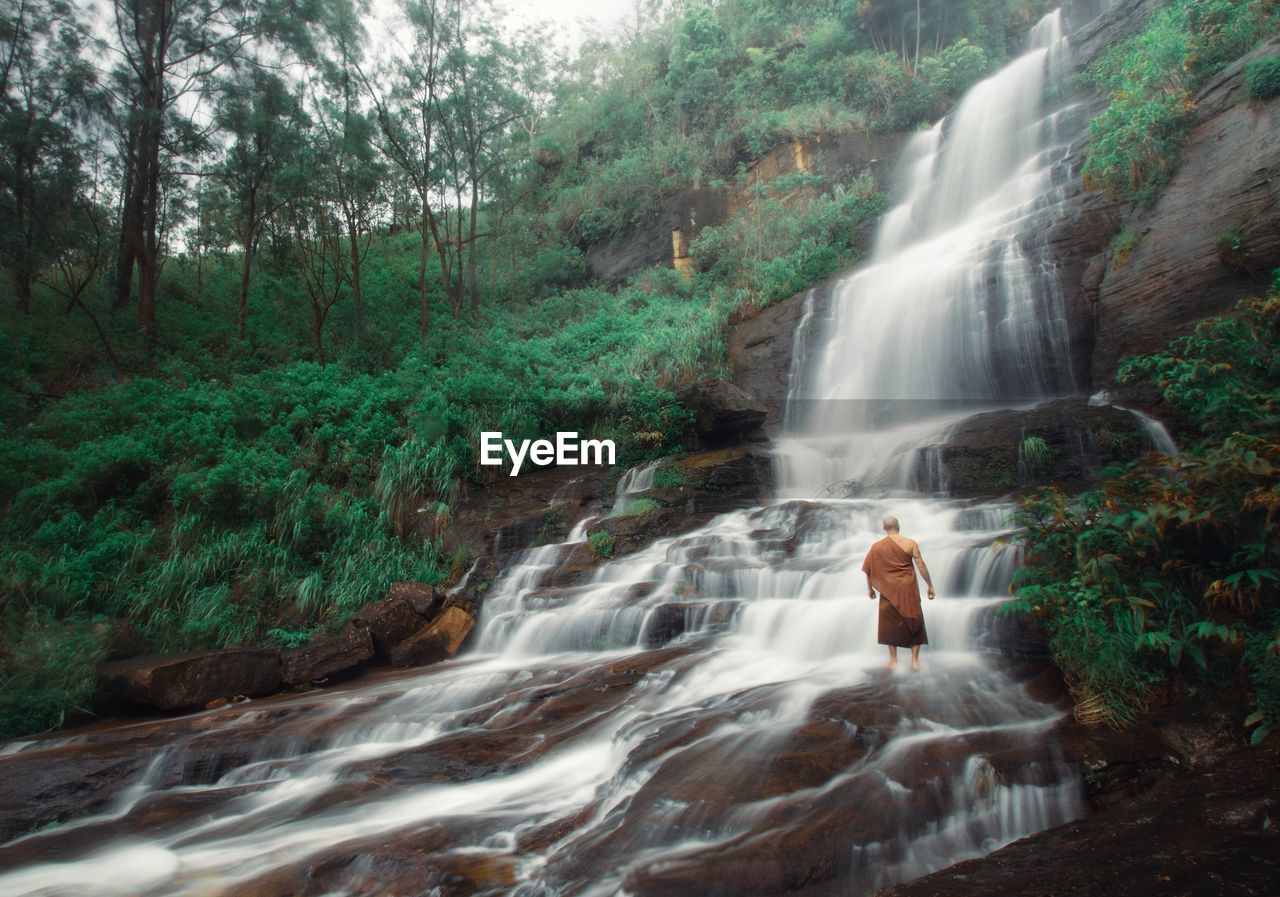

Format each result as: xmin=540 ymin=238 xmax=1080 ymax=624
xmin=388 ymin=606 xmax=476 ymax=668
xmin=921 ymin=400 xmax=1151 ymax=497
xmin=1092 ymin=38 xmax=1280 ymax=382
xmin=279 ymin=625 xmax=375 ymax=687
xmin=97 ymin=649 xmax=281 ymax=711
xmin=727 ymin=277 xmax=836 ymax=433
xmin=350 ymin=594 xmax=427 ymax=657
xmin=386 ymin=581 xmax=443 ymax=619
xmin=677 ymin=377 xmax=768 ymax=447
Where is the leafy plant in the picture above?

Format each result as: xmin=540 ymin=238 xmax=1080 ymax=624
xmin=588 ymin=530 xmax=616 ymax=560
xmin=1243 ymin=53 xmax=1280 ymax=99
xmin=1008 ymin=288 xmax=1280 ymax=736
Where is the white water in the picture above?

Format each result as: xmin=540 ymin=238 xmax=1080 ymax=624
xmin=779 ymin=11 xmax=1084 ymax=498
xmin=0 ymin=11 xmax=1091 ymax=897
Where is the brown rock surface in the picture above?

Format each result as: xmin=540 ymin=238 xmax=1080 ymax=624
xmin=388 ymin=606 xmax=476 ymax=667
xmin=350 ymin=594 xmax=428 ymax=657
xmin=1092 ymin=38 xmax=1280 ymax=381
xmin=97 ymin=649 xmax=281 ymax=710
xmin=279 ymin=624 xmax=375 ymax=686
xmin=676 ymin=377 xmax=768 ymax=447
xmin=874 ymin=738 xmax=1280 ymax=897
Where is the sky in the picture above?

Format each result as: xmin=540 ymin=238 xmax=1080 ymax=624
xmin=365 ymin=0 xmax=644 ymax=65
xmin=510 ymin=0 xmax=640 ymax=51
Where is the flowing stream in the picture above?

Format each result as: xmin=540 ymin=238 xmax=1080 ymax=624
xmin=1 ymin=11 xmax=1093 ymax=897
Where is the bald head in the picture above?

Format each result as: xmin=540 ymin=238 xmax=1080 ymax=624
xmin=882 ymin=515 xmax=900 ymax=533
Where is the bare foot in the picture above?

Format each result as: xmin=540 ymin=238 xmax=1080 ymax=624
xmin=885 ymin=661 xmax=897 ymax=670
xmin=911 ymin=660 xmax=921 ymax=671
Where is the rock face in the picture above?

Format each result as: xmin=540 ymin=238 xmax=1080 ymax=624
xmin=350 ymin=592 xmax=433 ymax=658
xmin=677 ymin=377 xmax=768 ymax=447
xmin=389 ymin=606 xmax=477 ymax=667
xmin=727 ymin=275 xmax=837 ymax=433
xmin=98 ymin=649 xmax=282 ymax=710
xmin=1091 ymin=37 xmax=1280 ymax=381
xmin=920 ymin=401 xmax=1150 ymax=497
xmin=585 ymin=130 xmax=906 ymax=286
xmin=279 ymin=625 xmax=375 ymax=687
xmin=874 ymin=736 xmax=1280 ymax=897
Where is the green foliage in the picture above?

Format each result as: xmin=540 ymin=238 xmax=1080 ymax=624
xmin=618 ymin=497 xmax=662 ymax=518
xmin=1020 ymin=435 xmax=1053 ymax=474
xmin=1244 ymin=53 xmax=1280 ymax=98
xmin=588 ymin=530 xmax=615 ymax=560
xmin=1111 ymin=227 xmax=1140 ymax=266
xmin=652 ymin=462 xmax=689 ymax=490
xmin=1010 ymin=291 xmax=1280 ymax=735
xmin=691 ymin=170 xmax=886 ymax=307
xmin=1082 ymin=0 xmax=1280 ymax=204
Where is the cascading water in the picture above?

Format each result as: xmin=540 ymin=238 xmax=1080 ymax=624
xmin=0 ymin=11 xmax=1091 ymax=897
xmin=777 ymin=11 xmax=1084 ymax=498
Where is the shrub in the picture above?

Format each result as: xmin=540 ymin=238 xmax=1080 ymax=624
xmin=1244 ymin=54 xmax=1280 ymax=99
xmin=1008 ymin=290 xmax=1280 ymax=736
xmin=588 ymin=530 xmax=616 ymax=560
xmin=1082 ymin=0 xmax=1279 ymax=204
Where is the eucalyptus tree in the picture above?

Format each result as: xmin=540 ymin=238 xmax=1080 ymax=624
xmin=359 ymin=0 xmax=453 ymax=339
xmin=0 ymin=0 xmax=94 ymax=314
xmin=214 ymin=66 xmax=305 ymax=341
xmin=435 ymin=7 xmax=531 ymax=317
xmin=313 ymin=21 xmax=387 ymax=341
xmin=106 ymin=0 xmax=326 ymax=344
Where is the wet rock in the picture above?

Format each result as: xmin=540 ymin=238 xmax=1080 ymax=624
xmin=1092 ymin=37 xmax=1280 ymax=382
xmin=350 ymin=595 xmax=427 ymax=658
xmin=923 ymin=400 xmax=1149 ymax=497
xmin=676 ymin=377 xmax=768 ymax=447
xmin=279 ymin=624 xmax=375 ymax=687
xmin=97 ymin=649 xmax=281 ymax=711
xmin=386 ymin=581 xmax=444 ymax=619
xmin=727 ymin=277 xmax=836 ymax=433
xmin=874 ymin=738 xmax=1280 ymax=897
xmin=388 ymin=606 xmax=476 ymax=668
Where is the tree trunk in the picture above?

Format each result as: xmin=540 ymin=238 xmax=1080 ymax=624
xmin=236 ymin=198 xmax=256 ymax=341
xmin=467 ymin=178 xmax=480 ymax=317
xmin=114 ymin=132 xmax=142 ymax=310
xmin=418 ymin=200 xmax=430 ymax=339
xmin=347 ymin=214 xmax=364 ymax=338
xmin=313 ymin=312 xmax=326 ymax=366
xmin=14 ymin=270 xmax=32 ymax=314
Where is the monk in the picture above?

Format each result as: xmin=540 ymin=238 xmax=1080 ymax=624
xmin=862 ymin=515 xmax=936 ymax=670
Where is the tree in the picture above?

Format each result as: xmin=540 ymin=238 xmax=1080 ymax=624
xmin=0 ymin=0 xmax=91 ymax=314
xmin=214 ymin=66 xmax=303 ymax=341
xmin=107 ymin=0 xmax=321 ymax=344
xmin=436 ymin=7 xmax=530 ymax=316
xmin=361 ymin=0 xmax=453 ymax=339
xmin=282 ymin=140 xmax=347 ymax=367
xmin=314 ymin=26 xmax=386 ymax=341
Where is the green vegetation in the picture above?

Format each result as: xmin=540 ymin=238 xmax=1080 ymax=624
xmin=1243 ymin=53 xmax=1280 ymax=99
xmin=1082 ymin=0 xmax=1280 ymax=205
xmin=1110 ymin=227 xmax=1140 ymax=267
xmin=1019 ymin=435 xmax=1054 ymax=477
xmin=588 ymin=531 xmax=616 ymax=561
xmin=619 ymin=498 xmax=662 ymax=518
xmin=0 ymin=0 xmax=1091 ymax=738
xmin=1008 ymin=280 xmax=1280 ymax=739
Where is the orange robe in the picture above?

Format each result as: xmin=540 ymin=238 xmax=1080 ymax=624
xmin=861 ymin=537 xmax=928 ymax=647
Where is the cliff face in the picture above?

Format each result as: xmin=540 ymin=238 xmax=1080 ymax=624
xmin=1091 ymin=37 xmax=1280 ymax=381
xmin=584 ymin=129 xmax=907 ymax=286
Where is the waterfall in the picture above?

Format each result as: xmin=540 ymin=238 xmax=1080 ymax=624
xmin=778 ymin=10 xmax=1084 ymax=498
xmin=0 ymin=11 xmax=1090 ymax=897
